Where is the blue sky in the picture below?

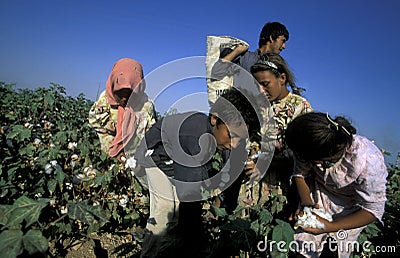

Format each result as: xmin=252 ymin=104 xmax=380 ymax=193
xmin=1 ymin=0 xmax=399 ymax=163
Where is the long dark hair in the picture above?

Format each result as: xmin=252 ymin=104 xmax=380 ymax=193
xmin=285 ymin=112 xmax=356 ymax=161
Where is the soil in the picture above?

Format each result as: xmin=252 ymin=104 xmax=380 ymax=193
xmin=49 ymin=229 xmax=146 ymax=258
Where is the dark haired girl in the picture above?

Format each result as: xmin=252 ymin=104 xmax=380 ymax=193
xmin=285 ymin=112 xmax=387 ymax=258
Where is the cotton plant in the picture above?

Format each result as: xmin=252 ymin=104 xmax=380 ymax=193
xmin=294 ymin=206 xmax=332 ymax=230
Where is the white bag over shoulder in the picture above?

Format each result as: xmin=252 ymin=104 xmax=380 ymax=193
xmin=205 ymin=36 xmax=249 ymax=105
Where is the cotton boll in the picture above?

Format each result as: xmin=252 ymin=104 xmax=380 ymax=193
xmin=119 ymin=194 xmax=129 ymax=207
xmin=294 ymin=207 xmax=332 ymax=230
xmin=45 ymin=163 xmax=53 ymax=174
xmin=125 ymin=156 xmax=137 ymax=170
xmin=68 ymin=142 xmax=78 ymax=150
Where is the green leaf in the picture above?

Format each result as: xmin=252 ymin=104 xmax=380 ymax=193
xmin=8 ymin=196 xmax=47 ymax=228
xmin=7 ymin=166 xmax=19 ymax=178
xmin=259 ymin=209 xmax=273 ymax=225
xmin=55 ymin=168 xmax=66 ymax=182
xmin=0 ymin=229 xmax=23 ymax=258
xmin=47 ymin=179 xmax=57 ymax=195
xmin=0 ymin=205 xmax=13 ymax=226
xmin=87 ymin=221 xmax=101 ymax=235
xmin=363 ymin=222 xmax=380 ymax=237
xmin=275 ymin=219 xmax=294 ymax=242
xmin=18 ymin=143 xmax=36 ymax=157
xmin=19 ymin=128 xmax=31 ymax=141
xmin=22 ymin=229 xmax=48 ymax=254
xmin=6 ymin=125 xmax=24 ymax=139
xmin=44 ymin=93 xmax=55 ymax=106
xmin=94 ymin=172 xmax=112 ymax=185
xmin=211 ymin=205 xmax=228 ymax=218
xmin=270 ymin=219 xmax=294 ymax=256
xmin=68 ymin=202 xmax=109 ymax=225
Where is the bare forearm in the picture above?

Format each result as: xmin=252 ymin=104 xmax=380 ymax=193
xmin=327 ymin=209 xmax=376 ymax=232
xmin=221 ymin=45 xmax=248 ymax=62
xmin=295 ymin=177 xmax=313 ymax=206
xmin=221 ymin=50 xmax=240 ymax=62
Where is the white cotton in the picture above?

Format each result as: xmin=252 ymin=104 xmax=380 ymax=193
xmin=44 ymin=163 xmax=53 ymax=174
xmin=294 ymin=207 xmax=332 ymax=230
xmin=125 ymin=156 xmax=137 ymax=170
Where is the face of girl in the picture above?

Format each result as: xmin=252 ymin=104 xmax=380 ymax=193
xmin=114 ymin=88 xmax=132 ymax=107
xmin=253 ymin=70 xmax=289 ymax=102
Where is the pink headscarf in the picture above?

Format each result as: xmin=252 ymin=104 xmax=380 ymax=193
xmin=105 ymin=58 xmax=145 ymax=157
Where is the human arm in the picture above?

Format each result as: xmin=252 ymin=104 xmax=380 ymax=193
xmin=294 ymin=176 xmax=314 ymax=206
xmin=302 ymin=136 xmax=387 ymax=234
xmin=220 ymin=44 xmax=249 ymax=62
xmin=210 ymin=44 xmax=249 ymax=81
xmin=295 ymin=174 xmax=376 ymax=234
xmin=302 ymin=208 xmax=376 ymax=234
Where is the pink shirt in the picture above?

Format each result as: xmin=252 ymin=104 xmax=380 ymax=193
xmin=293 ymin=135 xmax=387 ymax=222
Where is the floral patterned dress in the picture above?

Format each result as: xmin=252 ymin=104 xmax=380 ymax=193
xmin=88 ymin=90 xmax=156 ymax=156
xmin=238 ymin=92 xmax=313 ymax=209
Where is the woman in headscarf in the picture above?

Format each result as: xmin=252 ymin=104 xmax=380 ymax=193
xmin=89 ymin=58 xmax=156 ymax=160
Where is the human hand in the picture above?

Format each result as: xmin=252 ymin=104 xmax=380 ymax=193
xmin=116 ymin=151 xmax=126 ymax=163
xmin=290 ymin=203 xmax=319 ymax=221
xmin=233 ymin=44 xmax=249 ymax=55
xmin=245 ymin=166 xmax=261 ymax=182
xmin=301 ymin=213 xmax=334 ymax=234
xmin=294 ymin=204 xmax=336 ymax=234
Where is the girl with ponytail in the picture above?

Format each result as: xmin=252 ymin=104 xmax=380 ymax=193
xmin=285 ymin=112 xmax=387 ymax=258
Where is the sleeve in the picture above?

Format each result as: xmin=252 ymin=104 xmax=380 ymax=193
xmin=88 ymin=91 xmax=117 ymax=155
xmin=210 ymin=59 xmax=236 ymax=81
xmin=354 ymin=141 xmax=388 ymax=222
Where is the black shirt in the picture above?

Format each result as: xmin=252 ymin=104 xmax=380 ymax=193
xmin=135 ymin=112 xmax=216 ymax=182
